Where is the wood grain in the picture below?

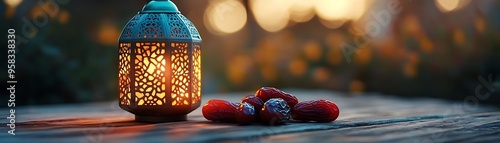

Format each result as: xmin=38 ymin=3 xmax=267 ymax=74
xmin=0 ymin=90 xmax=498 ymax=143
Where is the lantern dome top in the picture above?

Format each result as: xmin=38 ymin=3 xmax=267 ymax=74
xmin=142 ymin=0 xmax=180 ymax=13
xmin=119 ymin=0 xmax=201 ymax=42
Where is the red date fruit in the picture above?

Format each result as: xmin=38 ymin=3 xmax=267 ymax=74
xmin=292 ymin=99 xmax=339 ymax=122
xmin=255 ymin=87 xmax=299 ymax=107
xmin=260 ymin=98 xmax=291 ymax=125
xmin=202 ymin=99 xmax=238 ymax=122
xmin=236 ymin=102 xmax=256 ymax=125
xmin=241 ymin=95 xmax=264 ymax=112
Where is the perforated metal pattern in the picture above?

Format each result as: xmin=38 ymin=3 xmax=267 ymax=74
xmin=134 ymin=42 xmax=167 ymax=106
xmin=192 ymin=43 xmax=201 ymax=105
xmin=119 ymin=43 xmax=131 ymax=105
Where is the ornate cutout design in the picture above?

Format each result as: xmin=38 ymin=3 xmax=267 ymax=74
xmin=120 ymin=14 xmax=200 ymax=40
xmin=192 ymin=43 xmax=201 ymax=104
xmin=134 ymin=42 xmax=167 ymax=106
xmin=179 ymin=15 xmax=201 ymax=39
xmin=119 ymin=43 xmax=131 ymax=105
xmin=138 ymin=14 xmax=164 ymax=38
xmin=171 ymin=42 xmax=190 ymax=106
xmin=167 ymin=14 xmax=190 ymax=39
xmin=120 ymin=14 xmax=142 ymax=39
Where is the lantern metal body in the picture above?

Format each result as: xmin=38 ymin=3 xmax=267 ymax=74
xmin=118 ymin=0 xmax=202 ymax=122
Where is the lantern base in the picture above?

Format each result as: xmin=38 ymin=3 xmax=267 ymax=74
xmin=135 ymin=115 xmax=187 ymax=123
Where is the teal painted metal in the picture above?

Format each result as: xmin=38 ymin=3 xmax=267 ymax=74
xmin=141 ymin=0 xmax=180 ymax=13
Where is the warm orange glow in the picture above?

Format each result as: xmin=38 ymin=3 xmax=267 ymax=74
xmin=227 ymin=55 xmax=251 ymax=85
xmin=325 ymin=32 xmax=344 ymax=65
xmin=327 ymin=49 xmax=342 ymax=66
xmin=354 ymin=48 xmax=372 ymax=65
xmin=119 ymin=43 xmax=131 ymax=105
xmin=250 ymin=0 xmax=289 ymax=32
xmin=303 ymin=41 xmax=322 ymax=62
xmin=58 ymin=10 xmax=70 ymax=24
xmin=204 ymin=0 xmax=247 ymax=35
xmin=288 ymin=58 xmax=307 ymax=77
xmin=98 ymin=22 xmax=120 ymax=46
xmin=312 ymin=67 xmax=330 ymax=82
xmin=120 ymin=42 xmax=200 ymax=107
xmin=261 ymin=64 xmax=278 ymax=82
xmin=408 ymin=52 xmax=420 ymax=65
xmin=171 ymin=42 xmax=190 ymax=106
xmin=403 ymin=63 xmax=417 ymax=78
xmin=192 ymin=44 xmax=201 ymax=104
xmin=420 ymin=37 xmax=433 ymax=53
xmin=349 ymin=80 xmax=365 ymax=94
xmin=134 ymin=43 xmax=168 ymax=106
xmin=475 ymin=18 xmax=485 ymax=33
xmin=453 ymin=30 xmax=465 ymax=45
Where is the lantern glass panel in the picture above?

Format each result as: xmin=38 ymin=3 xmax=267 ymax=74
xmin=119 ymin=43 xmax=131 ymax=105
xmin=134 ymin=42 xmax=167 ymax=106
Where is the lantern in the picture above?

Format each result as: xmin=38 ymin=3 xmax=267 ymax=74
xmin=118 ymin=0 xmax=202 ymax=122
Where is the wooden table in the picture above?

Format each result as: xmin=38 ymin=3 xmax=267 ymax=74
xmin=1 ymin=90 xmax=499 ymax=143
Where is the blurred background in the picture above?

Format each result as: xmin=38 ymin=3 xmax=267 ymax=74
xmin=1 ymin=0 xmax=499 ymax=106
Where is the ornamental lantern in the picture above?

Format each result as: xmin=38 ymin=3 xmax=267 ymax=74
xmin=118 ymin=0 xmax=202 ymax=122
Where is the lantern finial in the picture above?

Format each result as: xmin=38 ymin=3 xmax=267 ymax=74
xmin=141 ymin=0 xmax=180 ymax=13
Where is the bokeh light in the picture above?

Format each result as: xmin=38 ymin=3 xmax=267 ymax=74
xmin=227 ymin=55 xmax=252 ymax=85
xmin=354 ymin=48 xmax=372 ymax=65
xmin=349 ymin=80 xmax=365 ymax=94
xmin=288 ymin=58 xmax=307 ymax=77
xmin=453 ymin=30 xmax=465 ymax=45
xmin=435 ymin=0 xmax=460 ymax=12
xmin=97 ymin=22 xmax=120 ymax=46
xmin=345 ymin=0 xmax=366 ymax=21
xmin=4 ymin=0 xmax=22 ymax=8
xmin=288 ymin=0 xmax=316 ymax=23
xmin=315 ymin=0 xmax=367 ymax=29
xmin=475 ymin=17 xmax=485 ymax=33
xmin=4 ymin=0 xmax=23 ymax=18
xmin=204 ymin=0 xmax=247 ymax=35
xmin=58 ymin=10 xmax=71 ymax=24
xmin=312 ymin=67 xmax=331 ymax=83
xmin=250 ymin=0 xmax=290 ymax=32
xmin=303 ymin=41 xmax=322 ymax=62
xmin=315 ymin=0 xmax=351 ymax=21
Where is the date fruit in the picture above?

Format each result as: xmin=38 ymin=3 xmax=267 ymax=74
xmin=292 ymin=99 xmax=339 ymax=122
xmin=260 ymin=98 xmax=291 ymax=125
xmin=202 ymin=99 xmax=238 ymax=122
xmin=236 ymin=102 xmax=256 ymax=125
xmin=255 ymin=87 xmax=298 ymax=107
xmin=241 ymin=95 xmax=264 ymax=113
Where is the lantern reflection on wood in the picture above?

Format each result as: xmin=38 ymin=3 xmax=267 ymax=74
xmin=118 ymin=0 xmax=202 ymax=122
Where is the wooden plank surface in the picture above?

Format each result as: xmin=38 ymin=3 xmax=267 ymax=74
xmin=0 ymin=90 xmax=499 ymax=143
